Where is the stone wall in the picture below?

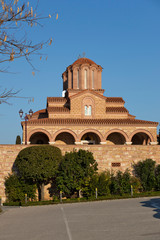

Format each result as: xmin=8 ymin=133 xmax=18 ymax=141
xmin=0 ymin=144 xmax=160 ymax=203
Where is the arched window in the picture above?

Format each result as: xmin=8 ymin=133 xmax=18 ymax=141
xmin=77 ymin=70 xmax=79 ymax=89
xmin=71 ymin=71 xmax=73 ymax=89
xmin=85 ymin=105 xmax=92 ymax=116
xmin=85 ymin=105 xmax=88 ymax=115
xmin=84 ymin=69 xmax=87 ymax=89
xmin=92 ymin=71 xmax=94 ymax=89
xmin=88 ymin=106 xmax=92 ymax=115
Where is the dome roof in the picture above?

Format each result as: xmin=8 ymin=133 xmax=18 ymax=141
xmin=72 ymin=58 xmax=97 ymax=66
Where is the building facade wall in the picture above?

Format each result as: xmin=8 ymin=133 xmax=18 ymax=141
xmin=26 ymin=124 xmax=157 ymax=144
xmin=1 ymin=144 xmax=160 ymax=203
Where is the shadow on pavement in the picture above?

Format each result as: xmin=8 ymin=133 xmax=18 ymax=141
xmin=140 ymin=198 xmax=160 ymax=219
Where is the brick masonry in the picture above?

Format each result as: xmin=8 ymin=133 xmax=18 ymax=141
xmin=0 ymin=144 xmax=160 ymax=203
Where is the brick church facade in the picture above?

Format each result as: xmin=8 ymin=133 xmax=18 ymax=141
xmin=21 ymin=58 xmax=158 ymax=146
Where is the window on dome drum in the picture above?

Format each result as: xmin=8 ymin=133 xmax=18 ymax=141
xmin=92 ymin=71 xmax=94 ymax=89
xmin=77 ymin=70 xmax=79 ymax=89
xmin=84 ymin=69 xmax=87 ymax=89
xmin=71 ymin=71 xmax=73 ymax=89
xmin=85 ymin=105 xmax=92 ymax=116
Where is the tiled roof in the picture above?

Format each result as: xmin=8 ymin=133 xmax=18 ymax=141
xmin=106 ymin=107 xmax=128 ymax=113
xmin=70 ymin=89 xmax=107 ymax=100
xmin=47 ymin=107 xmax=70 ymax=112
xmin=32 ymin=109 xmax=46 ymax=115
xmin=106 ymin=97 xmax=125 ymax=103
xmin=47 ymin=97 xmax=67 ymax=102
xmin=26 ymin=118 xmax=158 ymax=126
xmin=71 ymin=58 xmax=97 ymax=66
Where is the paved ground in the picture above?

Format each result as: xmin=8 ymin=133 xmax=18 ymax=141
xmin=0 ymin=197 xmax=160 ymax=240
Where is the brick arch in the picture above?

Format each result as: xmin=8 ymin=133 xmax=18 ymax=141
xmin=28 ymin=128 xmax=52 ymax=142
xmin=78 ymin=129 xmax=103 ymax=142
xmin=53 ymin=129 xmax=78 ymax=142
xmin=129 ymin=129 xmax=154 ymax=142
xmin=105 ymin=129 xmax=129 ymax=142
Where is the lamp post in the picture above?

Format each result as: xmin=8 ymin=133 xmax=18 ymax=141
xmin=19 ymin=109 xmax=33 ymax=145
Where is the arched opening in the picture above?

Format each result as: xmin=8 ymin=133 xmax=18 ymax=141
xmin=55 ymin=132 xmax=75 ymax=145
xmin=106 ymin=132 xmax=126 ymax=145
xmin=131 ymin=132 xmax=151 ymax=145
xmin=81 ymin=132 xmax=101 ymax=145
xmin=29 ymin=132 xmax=49 ymax=144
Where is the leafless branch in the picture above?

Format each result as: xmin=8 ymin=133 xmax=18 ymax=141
xmin=0 ymin=0 xmax=57 ymax=104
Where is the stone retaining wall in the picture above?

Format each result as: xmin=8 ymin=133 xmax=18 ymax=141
xmin=0 ymin=144 xmax=160 ymax=203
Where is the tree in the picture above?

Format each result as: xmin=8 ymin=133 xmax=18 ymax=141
xmin=15 ymin=135 xmax=21 ymax=144
xmin=110 ymin=170 xmax=131 ymax=195
xmin=5 ymin=173 xmax=36 ymax=202
xmin=133 ymin=159 xmax=156 ymax=191
xmin=97 ymin=171 xmax=111 ymax=196
xmin=0 ymin=0 xmax=57 ymax=104
xmin=56 ymin=149 xmax=98 ymax=198
xmin=14 ymin=145 xmax=62 ymax=201
xmin=155 ymin=164 xmax=160 ymax=190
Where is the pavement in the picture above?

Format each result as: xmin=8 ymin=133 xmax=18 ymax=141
xmin=0 ymin=197 xmax=160 ymax=240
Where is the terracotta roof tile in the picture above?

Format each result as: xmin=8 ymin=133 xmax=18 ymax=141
xmin=26 ymin=118 xmax=158 ymax=126
xmin=106 ymin=107 xmax=128 ymax=113
xmin=47 ymin=97 xmax=67 ymax=102
xmin=32 ymin=109 xmax=46 ymax=115
xmin=72 ymin=58 xmax=97 ymax=66
xmin=70 ymin=89 xmax=107 ymax=100
xmin=47 ymin=107 xmax=70 ymax=112
xmin=106 ymin=97 xmax=125 ymax=103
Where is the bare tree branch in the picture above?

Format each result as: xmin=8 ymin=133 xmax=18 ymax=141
xmin=0 ymin=0 xmax=57 ymax=104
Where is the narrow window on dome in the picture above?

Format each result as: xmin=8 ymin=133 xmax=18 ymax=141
xmin=92 ymin=71 xmax=94 ymax=89
xmin=71 ymin=71 xmax=73 ymax=89
xmin=77 ymin=70 xmax=79 ymax=89
xmin=85 ymin=105 xmax=88 ymax=116
xmin=88 ymin=106 xmax=92 ymax=116
xmin=84 ymin=69 xmax=87 ymax=89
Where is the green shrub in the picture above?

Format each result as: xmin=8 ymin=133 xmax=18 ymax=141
xmin=97 ymin=171 xmax=111 ymax=196
xmin=133 ymin=159 xmax=156 ymax=191
xmin=110 ymin=170 xmax=131 ymax=195
xmin=130 ymin=176 xmax=142 ymax=193
xmin=155 ymin=164 xmax=160 ymax=191
xmin=5 ymin=174 xmax=36 ymax=202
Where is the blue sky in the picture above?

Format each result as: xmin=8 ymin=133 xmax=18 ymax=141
xmin=0 ymin=0 xmax=160 ymax=144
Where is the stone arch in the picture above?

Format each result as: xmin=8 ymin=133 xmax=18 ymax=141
xmin=129 ymin=129 xmax=154 ymax=145
xmin=105 ymin=129 xmax=129 ymax=142
xmin=53 ymin=129 xmax=77 ymax=144
xmin=29 ymin=133 xmax=49 ymax=144
xmin=28 ymin=128 xmax=52 ymax=143
xmin=78 ymin=129 xmax=103 ymax=144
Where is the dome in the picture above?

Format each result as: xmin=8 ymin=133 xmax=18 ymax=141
xmin=72 ymin=58 xmax=97 ymax=66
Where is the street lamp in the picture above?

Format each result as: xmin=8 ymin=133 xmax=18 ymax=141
xmin=19 ymin=109 xmax=33 ymax=145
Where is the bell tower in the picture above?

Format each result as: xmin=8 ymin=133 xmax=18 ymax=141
xmin=62 ymin=58 xmax=104 ymax=97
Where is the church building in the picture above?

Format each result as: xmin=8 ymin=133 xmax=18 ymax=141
xmin=21 ymin=58 xmax=158 ymax=146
